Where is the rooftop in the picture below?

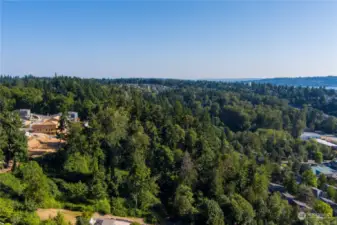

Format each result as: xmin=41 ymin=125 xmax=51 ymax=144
xmin=320 ymin=197 xmax=337 ymax=207
xmin=300 ymin=132 xmax=321 ymax=140
xmin=292 ymin=200 xmax=312 ymax=210
xmin=311 ymin=165 xmax=336 ymax=175
xmin=282 ymin=192 xmax=295 ymax=199
xmin=269 ymin=182 xmax=284 ymax=188
xmin=315 ymin=139 xmax=337 ymax=147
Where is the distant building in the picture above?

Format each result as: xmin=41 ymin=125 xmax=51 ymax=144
xmin=18 ymin=109 xmax=31 ymax=120
xmin=311 ymin=165 xmax=336 ymax=176
xmin=31 ymin=119 xmax=59 ymax=135
xmin=300 ymin=132 xmax=321 ymax=141
xmin=89 ymin=218 xmax=115 ymax=225
xmin=315 ymin=139 xmax=337 ymax=149
xmin=67 ymin=111 xmax=78 ymax=122
xmin=269 ymin=183 xmax=286 ymax=193
xmin=282 ymin=192 xmax=296 ymax=203
xmin=311 ymin=187 xmax=323 ymax=198
xmin=280 ymin=192 xmax=312 ymax=211
xmin=89 ymin=218 xmax=132 ymax=225
xmin=327 ymin=173 xmax=337 ymax=182
xmin=292 ymin=200 xmax=312 ymax=211
xmin=326 ymin=161 xmax=337 ymax=170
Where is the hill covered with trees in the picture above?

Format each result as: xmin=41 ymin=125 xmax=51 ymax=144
xmin=0 ymin=76 xmax=337 ymax=225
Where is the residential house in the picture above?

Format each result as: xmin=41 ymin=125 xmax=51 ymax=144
xmin=327 ymin=161 xmax=337 ymax=170
xmin=311 ymin=165 xmax=336 ymax=176
xmin=281 ymin=192 xmax=296 ymax=203
xmin=67 ymin=111 xmax=79 ymax=122
xmin=89 ymin=218 xmax=132 ymax=225
xmin=89 ymin=218 xmax=116 ymax=225
xmin=300 ymin=132 xmax=321 ymax=141
xmin=311 ymin=187 xmax=323 ymax=198
xmin=327 ymin=173 xmax=337 ymax=182
xmin=292 ymin=200 xmax=312 ymax=211
xmin=269 ymin=183 xmax=286 ymax=193
xmin=31 ymin=119 xmax=59 ymax=135
xmin=315 ymin=139 xmax=337 ymax=149
xmin=280 ymin=192 xmax=312 ymax=211
xmin=18 ymin=109 xmax=31 ymax=120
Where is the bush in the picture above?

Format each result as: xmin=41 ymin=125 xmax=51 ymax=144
xmin=111 ymin=197 xmax=128 ymax=217
xmin=130 ymin=222 xmax=141 ymax=225
xmin=75 ymin=212 xmax=92 ymax=225
xmin=63 ymin=202 xmax=94 ymax=212
xmin=0 ymin=173 xmax=24 ymax=197
xmin=41 ymin=197 xmax=62 ymax=209
xmin=48 ymin=179 xmax=61 ymax=199
xmin=314 ymin=200 xmax=333 ymax=217
xmin=0 ymin=198 xmax=14 ymax=222
xmin=94 ymin=198 xmax=111 ymax=214
xmin=64 ymin=152 xmax=90 ymax=174
xmin=76 ymin=217 xmax=90 ymax=225
xmin=63 ymin=181 xmax=89 ymax=203
xmin=144 ymin=212 xmax=159 ymax=224
xmin=81 ymin=211 xmax=93 ymax=220
xmin=11 ymin=211 xmax=40 ymax=225
xmin=128 ymin=208 xmax=143 ymax=218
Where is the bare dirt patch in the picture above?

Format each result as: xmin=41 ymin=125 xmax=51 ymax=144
xmin=0 ymin=167 xmax=11 ymax=174
xmin=28 ymin=133 xmax=64 ymax=158
xmin=37 ymin=208 xmax=146 ymax=225
xmin=37 ymin=208 xmax=81 ymax=224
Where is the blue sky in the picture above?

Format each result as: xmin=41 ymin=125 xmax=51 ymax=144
xmin=1 ymin=1 xmax=337 ymax=79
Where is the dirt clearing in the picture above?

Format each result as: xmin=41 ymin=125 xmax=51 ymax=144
xmin=28 ymin=133 xmax=64 ymax=158
xmin=37 ymin=208 xmax=146 ymax=225
xmin=37 ymin=208 xmax=81 ymax=224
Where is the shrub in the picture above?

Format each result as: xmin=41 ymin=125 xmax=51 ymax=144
xmin=128 ymin=208 xmax=143 ymax=218
xmin=76 ymin=217 xmax=90 ymax=225
xmin=94 ymin=199 xmax=111 ymax=214
xmin=111 ymin=197 xmax=128 ymax=217
xmin=12 ymin=211 xmax=40 ymax=225
xmin=63 ymin=202 xmax=94 ymax=212
xmin=0 ymin=197 xmax=14 ymax=222
xmin=41 ymin=197 xmax=62 ymax=209
xmin=64 ymin=152 xmax=90 ymax=174
xmin=130 ymin=222 xmax=141 ymax=225
xmin=314 ymin=200 xmax=333 ymax=217
xmin=0 ymin=173 xmax=24 ymax=197
xmin=63 ymin=181 xmax=89 ymax=203
xmin=75 ymin=212 xmax=92 ymax=225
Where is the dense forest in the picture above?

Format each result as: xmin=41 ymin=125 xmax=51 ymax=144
xmin=1 ymin=76 xmax=337 ymax=225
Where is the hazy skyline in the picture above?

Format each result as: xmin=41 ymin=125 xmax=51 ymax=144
xmin=1 ymin=1 xmax=337 ymax=79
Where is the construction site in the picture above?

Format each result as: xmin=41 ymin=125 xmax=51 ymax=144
xmin=0 ymin=110 xmax=78 ymax=173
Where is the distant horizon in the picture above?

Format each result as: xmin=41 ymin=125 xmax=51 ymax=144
xmin=0 ymin=73 xmax=336 ymax=81
xmin=2 ymin=1 xmax=336 ymax=78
